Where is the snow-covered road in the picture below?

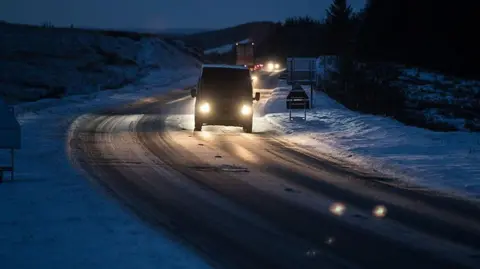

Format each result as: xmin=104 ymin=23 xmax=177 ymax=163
xmin=2 ymin=67 xmax=480 ymax=269
xmin=67 ymin=71 xmax=480 ymax=269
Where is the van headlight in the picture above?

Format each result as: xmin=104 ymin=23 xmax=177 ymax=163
xmin=199 ymin=103 xmax=210 ymax=113
xmin=240 ymin=105 xmax=252 ymax=115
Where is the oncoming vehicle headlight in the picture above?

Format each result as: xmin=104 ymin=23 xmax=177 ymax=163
xmin=274 ymin=63 xmax=280 ymax=69
xmin=240 ymin=105 xmax=252 ymax=115
xmin=199 ymin=103 xmax=210 ymax=113
xmin=267 ymin=62 xmax=274 ymax=71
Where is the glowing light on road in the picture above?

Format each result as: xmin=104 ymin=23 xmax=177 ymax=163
xmin=230 ymin=143 xmax=259 ymax=163
xmin=138 ymin=97 xmax=157 ymax=104
xmin=198 ymin=131 xmax=212 ymax=140
xmin=325 ymin=237 xmax=335 ymax=245
xmin=373 ymin=205 xmax=387 ymax=218
xmin=166 ymin=95 xmax=191 ymax=104
xmin=305 ymin=249 xmax=319 ymax=257
xmin=329 ymin=202 xmax=346 ymax=216
xmin=274 ymin=63 xmax=280 ymax=69
xmin=251 ymin=75 xmax=257 ymax=81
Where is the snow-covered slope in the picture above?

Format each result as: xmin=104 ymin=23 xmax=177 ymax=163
xmin=203 ymin=38 xmax=250 ymax=55
xmin=0 ymin=23 xmax=201 ymax=104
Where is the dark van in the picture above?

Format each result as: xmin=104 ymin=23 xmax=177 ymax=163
xmin=190 ymin=64 xmax=260 ymax=133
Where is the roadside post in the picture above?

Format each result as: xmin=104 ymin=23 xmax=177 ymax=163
xmin=286 ymin=57 xmax=316 ymax=109
xmin=286 ymin=83 xmax=310 ymax=121
xmin=0 ymin=102 xmax=21 ymax=183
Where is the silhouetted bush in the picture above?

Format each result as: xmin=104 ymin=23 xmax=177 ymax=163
xmin=326 ymin=62 xmax=405 ymax=116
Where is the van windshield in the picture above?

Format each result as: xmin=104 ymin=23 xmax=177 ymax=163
xmin=200 ymin=67 xmax=252 ymax=98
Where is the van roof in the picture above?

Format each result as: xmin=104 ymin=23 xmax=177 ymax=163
xmin=202 ymin=64 xmax=249 ymax=70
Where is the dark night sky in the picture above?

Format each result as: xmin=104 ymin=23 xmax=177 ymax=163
xmin=1 ymin=0 xmax=366 ymax=30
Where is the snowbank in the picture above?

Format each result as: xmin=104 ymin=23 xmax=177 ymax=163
xmin=0 ymin=22 xmax=201 ymax=104
xmin=0 ymin=69 xmax=210 ymax=269
xmin=257 ymin=82 xmax=480 ymax=199
xmin=167 ymin=39 xmax=204 ymax=61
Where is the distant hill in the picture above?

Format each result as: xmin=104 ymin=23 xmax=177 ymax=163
xmin=178 ymin=21 xmax=277 ymax=50
xmin=156 ymin=28 xmax=215 ymax=35
xmin=0 ymin=21 xmax=279 ymax=63
xmin=124 ymin=28 xmax=214 ymax=35
xmin=0 ymin=21 xmax=201 ymax=104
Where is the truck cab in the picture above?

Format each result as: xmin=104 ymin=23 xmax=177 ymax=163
xmin=190 ymin=64 xmax=261 ymax=133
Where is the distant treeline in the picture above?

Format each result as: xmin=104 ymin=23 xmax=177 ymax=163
xmin=255 ymin=0 xmax=478 ymax=79
xmin=180 ymin=0 xmax=478 ymax=79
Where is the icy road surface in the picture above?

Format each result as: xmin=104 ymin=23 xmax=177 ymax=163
xmin=70 ymin=72 xmax=480 ymax=269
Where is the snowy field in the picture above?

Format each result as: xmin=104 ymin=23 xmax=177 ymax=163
xmin=256 ymin=81 xmax=480 ymax=199
xmin=0 ymin=22 xmax=200 ymax=104
xmin=0 ymin=66 xmax=214 ymax=269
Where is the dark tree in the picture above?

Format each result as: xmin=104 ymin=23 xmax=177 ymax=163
xmin=268 ymin=16 xmax=324 ymax=58
xmin=324 ymin=0 xmax=353 ymax=55
xmin=357 ymin=0 xmax=479 ymax=78
xmin=323 ymin=0 xmax=356 ymax=92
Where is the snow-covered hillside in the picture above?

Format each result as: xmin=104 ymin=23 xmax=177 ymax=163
xmin=203 ymin=39 xmax=250 ymax=55
xmin=0 ymin=22 xmax=201 ymax=104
